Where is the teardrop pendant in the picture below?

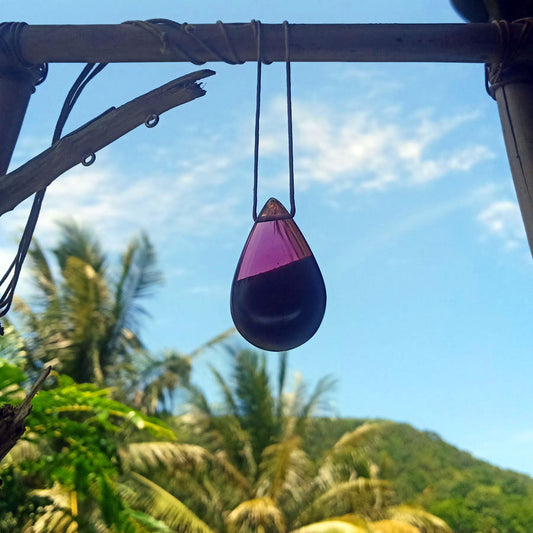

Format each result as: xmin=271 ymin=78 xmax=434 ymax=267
xmin=230 ymin=198 xmax=326 ymax=351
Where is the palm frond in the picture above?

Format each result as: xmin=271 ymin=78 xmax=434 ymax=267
xmin=284 ymin=373 xmax=336 ymax=440
xmin=121 ymin=441 xmax=251 ymax=494
xmin=232 ymin=349 xmax=277 ymax=461
xmin=63 ymin=256 xmax=109 ymax=337
xmin=299 ymin=375 xmax=337 ymax=420
xmin=317 ymin=448 xmax=374 ymax=486
xmin=121 ymin=472 xmax=214 ymax=533
xmin=53 ymin=219 xmax=106 ymax=274
xmin=28 ymin=484 xmax=80 ymax=533
xmin=185 ymin=385 xmax=213 ymax=417
xmin=289 ymin=514 xmax=370 ymax=533
xmin=23 ymin=508 xmax=79 ymax=533
xmin=189 ymin=328 xmax=236 ymax=358
xmin=120 ymin=442 xmax=212 ymax=473
xmin=386 ymin=506 xmax=452 ymax=533
xmin=333 ymin=422 xmax=387 ymax=451
xmin=258 ymin=437 xmax=312 ymax=503
xmin=113 ymin=232 xmax=162 ymax=333
xmin=295 ymin=479 xmax=390 ymax=527
xmin=27 ymin=238 xmax=58 ymax=303
xmin=371 ymin=519 xmax=421 ymax=533
xmin=1 ymin=440 xmax=40 ymax=469
xmin=121 ymin=508 xmax=174 ymax=532
xmin=213 ymin=449 xmax=253 ymax=493
xmin=226 ymin=497 xmax=286 ymax=533
xmin=209 ymin=364 xmax=238 ymax=416
xmin=10 ymin=298 xmax=68 ymax=371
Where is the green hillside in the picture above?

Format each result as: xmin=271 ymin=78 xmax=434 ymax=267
xmin=305 ymin=419 xmax=533 ymax=533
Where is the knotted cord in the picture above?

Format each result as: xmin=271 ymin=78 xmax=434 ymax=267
xmin=486 ymin=18 xmax=533 ymax=99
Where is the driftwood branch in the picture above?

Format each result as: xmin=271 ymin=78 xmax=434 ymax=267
xmin=9 ymin=22 xmax=533 ymax=65
xmin=0 ymin=366 xmax=51 ymax=466
xmin=0 ymin=69 xmax=215 ymax=217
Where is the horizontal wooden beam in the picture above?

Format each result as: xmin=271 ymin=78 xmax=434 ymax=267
xmin=0 ymin=69 xmax=214 ymax=216
xmin=8 ymin=22 xmax=533 ymax=65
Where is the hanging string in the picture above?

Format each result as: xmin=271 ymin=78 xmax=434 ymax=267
xmin=252 ymin=20 xmax=295 ymax=221
xmin=284 ymin=21 xmax=295 ymax=218
xmin=0 ymin=62 xmax=107 ymax=333
xmin=251 ymin=20 xmax=263 ymax=221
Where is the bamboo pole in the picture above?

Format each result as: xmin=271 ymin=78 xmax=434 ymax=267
xmin=8 ymin=22 xmax=532 ymax=65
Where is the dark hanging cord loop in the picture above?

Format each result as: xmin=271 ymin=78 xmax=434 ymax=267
xmin=0 ymin=62 xmax=106 ymax=332
xmin=252 ymin=20 xmax=296 ymax=221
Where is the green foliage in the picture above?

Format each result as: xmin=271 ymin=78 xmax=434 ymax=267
xmin=0 ymin=360 xmax=180 ymax=532
xmin=0 ymin=358 xmax=26 ymax=402
xmin=306 ymin=418 xmax=533 ymax=532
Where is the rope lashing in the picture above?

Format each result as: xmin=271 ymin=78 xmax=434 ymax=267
xmin=486 ymin=18 xmax=533 ymax=100
xmin=0 ymin=22 xmax=47 ymax=88
xmin=122 ymin=19 xmax=248 ymax=65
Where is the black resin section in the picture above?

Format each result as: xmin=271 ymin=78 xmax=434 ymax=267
xmin=231 ymin=256 xmax=326 ymax=351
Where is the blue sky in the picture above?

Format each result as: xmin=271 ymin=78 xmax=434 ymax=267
xmin=3 ymin=0 xmax=533 ymax=477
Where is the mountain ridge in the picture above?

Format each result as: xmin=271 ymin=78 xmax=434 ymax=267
xmin=305 ymin=418 xmax=533 ymax=532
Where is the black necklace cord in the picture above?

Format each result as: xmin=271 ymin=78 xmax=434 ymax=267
xmin=252 ymin=20 xmax=263 ymax=221
xmin=252 ymin=20 xmax=296 ymax=221
xmin=0 ymin=63 xmax=107 ymax=332
xmin=284 ymin=21 xmax=296 ymax=218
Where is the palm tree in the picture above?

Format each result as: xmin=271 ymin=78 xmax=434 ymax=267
xmin=132 ymin=329 xmax=236 ymax=416
xmin=10 ymin=220 xmax=162 ymax=386
xmin=120 ymin=348 xmax=451 ymax=533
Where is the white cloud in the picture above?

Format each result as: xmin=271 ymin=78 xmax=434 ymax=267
xmin=0 ymin=94 xmax=499 ymax=274
xmin=477 ymin=199 xmax=526 ymax=251
xmin=258 ymin=98 xmax=493 ymax=193
xmin=1 ymin=134 xmax=248 ymax=253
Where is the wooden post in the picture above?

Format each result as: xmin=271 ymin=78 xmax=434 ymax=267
xmin=0 ymin=73 xmax=36 ymax=175
xmin=493 ymin=66 xmax=533 ymax=256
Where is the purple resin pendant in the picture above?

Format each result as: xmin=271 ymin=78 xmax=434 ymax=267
xmin=231 ymin=198 xmax=326 ymax=351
